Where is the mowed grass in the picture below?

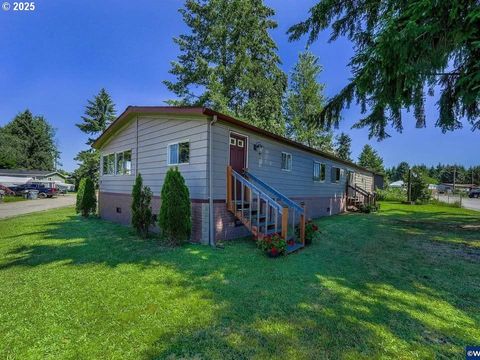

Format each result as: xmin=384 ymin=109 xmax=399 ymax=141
xmin=0 ymin=202 xmax=479 ymax=359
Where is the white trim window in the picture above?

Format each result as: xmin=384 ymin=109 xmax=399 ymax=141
xmin=116 ymin=150 xmax=132 ymax=175
xmin=331 ymin=167 xmax=341 ymax=183
xmin=313 ymin=162 xmax=326 ymax=182
xmin=281 ymin=152 xmax=292 ymax=171
xmin=102 ymin=153 xmax=115 ymax=175
xmin=168 ymin=141 xmax=190 ymax=165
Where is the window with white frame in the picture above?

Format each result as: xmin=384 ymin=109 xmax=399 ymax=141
xmin=281 ymin=152 xmax=292 ymax=171
xmin=168 ymin=141 xmax=190 ymax=165
xmin=102 ymin=153 xmax=115 ymax=175
xmin=331 ymin=167 xmax=341 ymax=183
xmin=313 ymin=162 xmax=326 ymax=182
xmin=116 ymin=150 xmax=132 ymax=175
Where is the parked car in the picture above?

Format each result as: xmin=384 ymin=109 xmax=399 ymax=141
xmin=11 ymin=183 xmax=58 ymax=198
xmin=468 ymin=188 xmax=480 ymax=198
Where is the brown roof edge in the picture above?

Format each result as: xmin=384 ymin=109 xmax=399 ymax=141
xmin=92 ymin=106 xmax=380 ymax=176
xmin=202 ymin=108 xmax=380 ymax=175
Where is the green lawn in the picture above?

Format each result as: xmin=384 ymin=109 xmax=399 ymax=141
xmin=1 ymin=195 xmax=26 ymax=203
xmin=0 ymin=202 xmax=479 ymax=359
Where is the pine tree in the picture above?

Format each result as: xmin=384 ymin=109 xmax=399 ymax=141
xmin=334 ymin=132 xmax=352 ymax=161
xmin=131 ymin=174 xmax=154 ymax=238
xmin=164 ymin=0 xmax=287 ymax=135
xmin=75 ymin=89 xmax=116 ymax=187
xmin=288 ymin=0 xmax=480 ymax=138
xmin=284 ymin=51 xmax=333 ymax=151
xmin=76 ymin=178 xmax=97 ymax=217
xmin=358 ymin=145 xmax=384 ymax=174
xmin=159 ymin=168 xmax=191 ymax=245
xmin=76 ymin=88 xmax=116 ymax=146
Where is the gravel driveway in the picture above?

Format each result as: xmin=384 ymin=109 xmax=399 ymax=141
xmin=0 ymin=195 xmax=76 ymax=219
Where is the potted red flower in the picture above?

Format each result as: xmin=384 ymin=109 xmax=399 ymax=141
xmin=296 ymin=220 xmax=319 ymax=245
xmin=257 ymin=233 xmax=287 ymax=257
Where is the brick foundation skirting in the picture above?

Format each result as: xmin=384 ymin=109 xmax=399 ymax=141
xmin=98 ymin=192 xmax=346 ymax=243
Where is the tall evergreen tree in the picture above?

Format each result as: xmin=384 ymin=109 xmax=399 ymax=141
xmin=334 ymin=132 xmax=352 ymax=161
xmin=358 ymin=145 xmax=384 ymax=173
xmin=164 ymin=0 xmax=287 ymax=135
xmin=74 ymin=89 xmax=116 ymax=187
xmin=288 ymin=0 xmax=480 ymax=138
xmin=76 ymin=88 xmax=116 ymax=146
xmin=1 ymin=110 xmax=59 ymax=170
xmin=284 ymin=51 xmax=333 ymax=151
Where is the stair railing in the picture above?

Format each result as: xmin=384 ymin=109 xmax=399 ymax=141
xmin=227 ymin=166 xmax=287 ymax=239
xmin=244 ymin=169 xmax=306 ymax=245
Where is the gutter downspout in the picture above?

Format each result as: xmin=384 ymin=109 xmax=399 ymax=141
xmin=208 ymin=115 xmax=218 ymax=247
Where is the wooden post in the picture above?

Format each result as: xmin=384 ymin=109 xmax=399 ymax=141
xmin=226 ymin=166 xmax=232 ymax=211
xmin=281 ymin=206 xmax=289 ymax=239
xmin=300 ymin=203 xmax=306 ymax=246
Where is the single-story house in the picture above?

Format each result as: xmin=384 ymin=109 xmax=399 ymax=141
xmin=389 ymin=180 xmax=405 ymax=188
xmin=0 ymin=169 xmax=67 ymax=183
xmin=0 ymin=169 xmax=74 ymax=191
xmin=92 ymin=106 xmax=379 ymax=245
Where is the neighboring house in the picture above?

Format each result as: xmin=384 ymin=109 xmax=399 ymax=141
xmin=389 ymin=180 xmax=405 ymax=188
xmin=93 ymin=106 xmax=378 ymax=245
xmin=0 ymin=169 xmax=74 ymax=191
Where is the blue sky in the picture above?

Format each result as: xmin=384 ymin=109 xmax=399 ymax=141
xmin=1 ymin=0 xmax=478 ymax=171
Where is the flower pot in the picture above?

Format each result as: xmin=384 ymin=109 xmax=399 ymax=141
xmin=267 ymin=249 xmax=280 ymax=258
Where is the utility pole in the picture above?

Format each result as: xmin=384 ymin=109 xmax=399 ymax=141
xmin=453 ymin=166 xmax=456 ymax=193
xmin=407 ymin=169 xmax=412 ymax=203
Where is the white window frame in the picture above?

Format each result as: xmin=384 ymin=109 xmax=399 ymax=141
xmin=115 ymin=149 xmax=133 ymax=176
xmin=281 ymin=152 xmax=292 ymax=171
xmin=332 ymin=167 xmax=341 ymax=183
xmin=313 ymin=161 xmax=326 ymax=182
xmin=167 ymin=140 xmax=190 ymax=166
xmin=102 ymin=153 xmax=116 ymax=176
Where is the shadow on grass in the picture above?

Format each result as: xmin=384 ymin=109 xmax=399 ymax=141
xmin=0 ymin=206 xmax=479 ymax=358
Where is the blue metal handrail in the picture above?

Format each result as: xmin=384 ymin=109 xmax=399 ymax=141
xmin=245 ymin=171 xmax=304 ymax=214
xmin=232 ymin=170 xmax=283 ymax=213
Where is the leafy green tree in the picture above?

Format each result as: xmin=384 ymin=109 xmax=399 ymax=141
xmin=396 ymin=162 xmax=410 ymax=182
xmin=358 ymin=145 xmax=384 ymax=173
xmin=284 ymin=51 xmax=333 ymax=151
xmin=76 ymin=178 xmax=97 ymax=217
xmin=409 ymin=168 xmax=431 ymax=203
xmin=131 ymin=174 xmax=154 ymax=238
xmin=159 ymin=168 xmax=191 ymax=245
xmin=165 ymin=0 xmax=287 ymax=135
xmin=288 ymin=0 xmax=480 ymax=138
xmin=334 ymin=132 xmax=352 ymax=161
xmin=1 ymin=110 xmax=59 ymax=170
xmin=75 ymin=89 xmax=116 ymax=187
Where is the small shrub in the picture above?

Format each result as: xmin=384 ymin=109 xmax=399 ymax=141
xmin=359 ymin=203 xmax=380 ymax=213
xmin=159 ymin=167 xmax=191 ymax=245
xmin=410 ymin=172 xmax=431 ymax=202
xmin=295 ymin=220 xmax=319 ymax=245
xmin=376 ymin=188 xmax=406 ymax=202
xmin=75 ymin=178 xmax=96 ymax=217
xmin=131 ymin=173 xmax=154 ymax=238
xmin=257 ymin=233 xmax=287 ymax=257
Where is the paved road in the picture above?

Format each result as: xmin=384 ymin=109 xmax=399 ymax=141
xmin=0 ymin=195 xmax=76 ymax=219
xmin=437 ymin=194 xmax=480 ymax=212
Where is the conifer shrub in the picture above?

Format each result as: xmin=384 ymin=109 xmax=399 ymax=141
xmin=131 ymin=173 xmax=154 ymax=238
xmin=159 ymin=167 xmax=191 ymax=245
xmin=76 ymin=178 xmax=96 ymax=217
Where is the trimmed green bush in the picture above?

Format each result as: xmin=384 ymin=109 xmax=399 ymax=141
xmin=131 ymin=173 xmax=154 ymax=238
xmin=75 ymin=178 xmax=96 ymax=217
xmin=159 ymin=167 xmax=191 ymax=245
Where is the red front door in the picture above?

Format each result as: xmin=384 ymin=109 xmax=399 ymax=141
xmin=229 ymin=133 xmax=247 ymax=201
xmin=229 ymin=133 xmax=247 ymax=173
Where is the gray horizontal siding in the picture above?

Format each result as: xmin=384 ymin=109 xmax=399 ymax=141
xmin=99 ymin=115 xmax=208 ymax=198
xmin=211 ymin=121 xmax=374 ymax=200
